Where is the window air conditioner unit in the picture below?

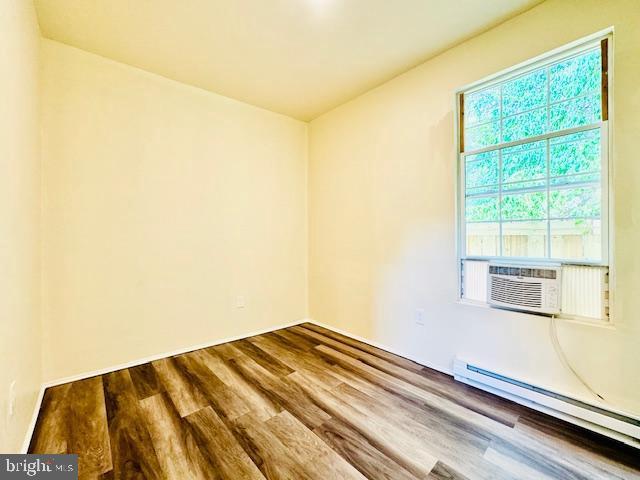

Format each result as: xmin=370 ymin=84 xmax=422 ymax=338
xmin=487 ymin=263 xmax=561 ymax=315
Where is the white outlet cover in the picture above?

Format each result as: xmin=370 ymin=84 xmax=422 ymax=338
xmin=236 ymin=296 xmax=246 ymax=309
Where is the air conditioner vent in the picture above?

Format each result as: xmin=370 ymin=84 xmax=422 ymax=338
xmin=488 ymin=263 xmax=560 ymax=314
xmin=489 ymin=265 xmax=557 ymax=279
xmin=491 ymin=277 xmax=543 ymax=308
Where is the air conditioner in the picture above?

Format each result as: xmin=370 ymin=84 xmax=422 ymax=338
xmin=487 ymin=263 xmax=561 ymax=315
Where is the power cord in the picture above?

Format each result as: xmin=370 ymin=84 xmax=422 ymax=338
xmin=549 ymin=314 xmax=606 ymax=402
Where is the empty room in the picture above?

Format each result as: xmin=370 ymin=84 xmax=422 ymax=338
xmin=2 ymin=0 xmax=640 ymax=478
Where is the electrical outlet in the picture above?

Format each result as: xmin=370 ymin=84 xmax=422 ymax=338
xmin=235 ymin=296 xmax=246 ymax=309
xmin=415 ymin=308 xmax=425 ymax=326
xmin=8 ymin=381 xmax=16 ymax=417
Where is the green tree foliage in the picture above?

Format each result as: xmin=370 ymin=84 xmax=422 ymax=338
xmin=550 ymin=49 xmax=601 ymax=102
xmin=502 ymin=142 xmax=546 ymax=182
xmin=550 ymin=187 xmax=601 ymax=218
xmin=503 ymin=69 xmax=547 ymax=116
xmin=550 ymin=130 xmax=600 ymax=176
xmin=465 ymin=196 xmax=498 ymax=222
xmin=464 ymin=48 xmax=601 ymax=147
xmin=501 ymin=192 xmax=546 ymax=220
xmin=463 ymin=47 xmax=603 ymax=239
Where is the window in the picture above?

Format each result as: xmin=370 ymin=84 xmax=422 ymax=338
xmin=458 ymin=36 xmax=610 ymax=265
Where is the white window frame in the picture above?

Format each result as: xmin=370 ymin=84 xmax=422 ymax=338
xmin=455 ymin=30 xmax=613 ymax=270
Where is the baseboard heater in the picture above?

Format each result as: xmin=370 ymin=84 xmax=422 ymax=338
xmin=453 ymin=358 xmax=640 ymax=448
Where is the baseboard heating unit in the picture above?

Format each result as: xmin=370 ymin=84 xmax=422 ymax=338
xmin=453 ymin=358 xmax=640 ymax=448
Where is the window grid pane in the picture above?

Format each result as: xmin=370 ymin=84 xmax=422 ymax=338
xmin=462 ymin=43 xmax=606 ymax=263
xmin=464 ymin=128 xmax=602 ymax=261
xmin=463 ymin=47 xmax=602 ymax=155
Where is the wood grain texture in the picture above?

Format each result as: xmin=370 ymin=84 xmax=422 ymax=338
xmin=295 ymin=325 xmax=522 ymax=427
xmin=172 ymin=351 xmax=250 ymax=422
xmin=196 ymin=349 xmax=281 ymax=421
xmin=67 ymin=377 xmax=112 ymax=477
xmin=265 ymin=411 xmax=367 ymax=480
xmin=231 ymin=412 xmax=315 ymax=480
xmin=152 ymin=356 xmax=208 ymax=417
xmin=184 ymin=406 xmax=265 ymax=480
xmin=29 ymin=323 xmax=640 ymax=480
xmin=102 ymin=369 xmax=163 ymax=479
xmin=601 ymin=37 xmax=609 ymax=121
xmin=314 ymin=417 xmax=419 ymax=480
xmin=139 ymin=392 xmax=209 ymax=480
xmin=29 ymin=383 xmax=72 ymax=454
xmin=128 ymin=363 xmax=162 ymax=400
xmin=428 ymin=462 xmax=469 ymax=480
xmin=231 ymin=338 xmax=294 ymax=377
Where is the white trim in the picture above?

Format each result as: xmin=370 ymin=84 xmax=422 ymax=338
xmin=43 ymin=319 xmax=307 ymax=388
xmin=21 ymin=318 xmax=309 ymax=453
xmin=604 ymin=33 xmax=616 ymax=323
xmin=457 ymin=297 xmax=615 ymax=329
xmin=23 ymin=316 xmax=636 ymax=453
xmin=463 ymin=256 xmax=607 ymax=268
xmin=460 ymin=377 xmax=640 ymax=448
xmin=453 ymin=358 xmax=640 ymax=447
xmin=600 ymin=121 xmax=610 ymax=265
xmin=462 ymin=122 xmax=602 ymax=157
xmin=20 ymin=385 xmax=47 ymax=454
xmin=307 ymin=319 xmax=640 ymax=447
xmin=454 ymin=92 xmax=463 ymax=296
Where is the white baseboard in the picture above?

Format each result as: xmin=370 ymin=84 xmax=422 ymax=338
xmin=305 ymin=320 xmax=640 ymax=448
xmin=22 ymin=317 xmax=445 ymax=453
xmin=454 ymin=358 xmax=640 ymax=448
xmin=21 ymin=318 xmax=309 ymax=453
xmin=24 ymin=316 xmax=636 ymax=453
xmin=20 ymin=384 xmax=47 ymax=454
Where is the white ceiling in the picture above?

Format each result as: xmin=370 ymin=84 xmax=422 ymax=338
xmin=35 ymin=0 xmax=542 ymax=121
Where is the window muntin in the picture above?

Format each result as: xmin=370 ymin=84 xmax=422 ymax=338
xmin=459 ymin=42 xmax=608 ymax=264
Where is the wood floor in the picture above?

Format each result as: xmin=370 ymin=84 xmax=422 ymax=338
xmin=29 ymin=323 xmax=640 ymax=479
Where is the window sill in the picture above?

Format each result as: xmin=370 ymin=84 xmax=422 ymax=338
xmin=456 ymin=299 xmax=615 ymax=330
xmin=462 ymin=257 xmax=609 ymax=268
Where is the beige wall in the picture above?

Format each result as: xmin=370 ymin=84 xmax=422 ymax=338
xmin=41 ymin=40 xmax=308 ymax=381
xmin=0 ymin=0 xmax=42 ymax=452
xmin=309 ymin=0 xmax=640 ymax=413
xmin=5 ymin=0 xmax=639 ymax=450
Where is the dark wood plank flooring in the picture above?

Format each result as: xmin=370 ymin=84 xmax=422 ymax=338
xmin=29 ymin=323 xmax=640 ymax=479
